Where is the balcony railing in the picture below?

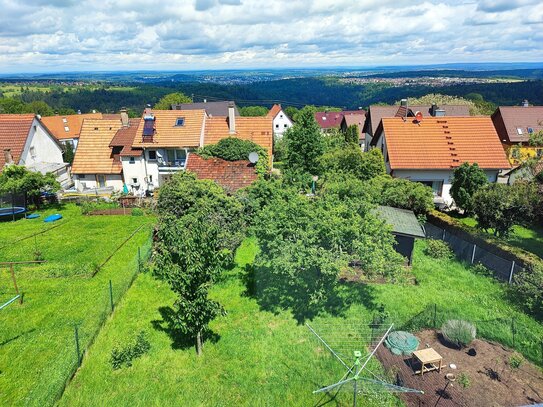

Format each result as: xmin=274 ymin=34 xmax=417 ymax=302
xmin=158 ymin=159 xmax=186 ymax=172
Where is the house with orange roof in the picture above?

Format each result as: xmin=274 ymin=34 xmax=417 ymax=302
xmin=0 ymin=114 xmax=71 ymax=188
xmin=41 ymin=112 xmax=103 ymax=150
xmin=369 ymin=115 xmax=510 ymax=207
xmin=266 ymin=104 xmax=292 ymax=138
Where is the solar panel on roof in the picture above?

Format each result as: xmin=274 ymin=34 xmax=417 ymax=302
xmin=143 ymin=120 xmax=154 ymax=136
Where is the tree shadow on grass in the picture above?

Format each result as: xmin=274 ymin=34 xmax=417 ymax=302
xmin=151 ymin=306 xmax=220 ymax=351
xmin=241 ymin=263 xmax=378 ymax=325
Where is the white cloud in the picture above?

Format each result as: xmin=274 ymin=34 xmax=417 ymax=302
xmin=0 ymin=0 xmax=541 ymax=72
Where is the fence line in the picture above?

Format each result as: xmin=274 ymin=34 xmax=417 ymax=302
xmin=425 ymin=222 xmax=525 ymax=283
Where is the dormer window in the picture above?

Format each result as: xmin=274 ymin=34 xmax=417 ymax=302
xmin=175 ymin=117 xmax=185 ymax=127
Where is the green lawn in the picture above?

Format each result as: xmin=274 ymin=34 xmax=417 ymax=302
xmin=0 ymin=204 xmax=153 ymax=406
xmin=59 ymin=238 xmax=543 ymax=406
xmin=453 ymin=215 xmax=543 ymax=259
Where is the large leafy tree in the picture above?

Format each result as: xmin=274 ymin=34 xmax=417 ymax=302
xmin=344 ymin=124 xmax=359 ymax=144
xmin=320 ymin=145 xmax=385 ymax=181
xmin=154 ymin=92 xmax=192 ymax=110
xmin=0 ymin=165 xmax=60 ymax=207
xmin=155 ymin=210 xmax=229 ymax=355
xmin=239 ymin=106 xmax=268 ymax=117
xmin=450 ymin=163 xmax=488 ymax=215
xmin=377 ymin=177 xmax=434 ymax=215
xmin=283 ymin=106 xmax=325 ymax=176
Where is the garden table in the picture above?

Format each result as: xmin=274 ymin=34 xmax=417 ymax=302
xmin=412 ymin=348 xmax=443 ymax=376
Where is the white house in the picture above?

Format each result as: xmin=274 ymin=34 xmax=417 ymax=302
xmin=0 ymin=114 xmax=71 ymax=188
xmin=267 ymin=104 xmax=293 ymax=138
xmin=369 ymin=116 xmax=510 ymax=207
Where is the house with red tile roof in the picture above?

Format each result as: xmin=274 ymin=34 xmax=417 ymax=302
xmin=185 ymin=154 xmax=258 ymax=192
xmin=266 ymin=104 xmax=292 ymax=138
xmin=0 ymin=114 xmax=71 ymax=188
xmin=491 ymin=102 xmax=543 ymax=165
xmin=369 ymin=116 xmax=510 ymax=207
xmin=314 ymin=110 xmax=363 ymax=131
xmin=41 ymin=112 xmax=103 ymax=150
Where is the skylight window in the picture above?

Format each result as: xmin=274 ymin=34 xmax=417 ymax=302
xmin=64 ymin=126 xmax=70 ymax=132
xmin=175 ymin=117 xmax=185 ymax=126
xmin=517 ymin=128 xmax=523 ymax=135
xmin=62 ymin=118 xmax=68 ymax=123
xmin=528 ymin=127 xmax=534 ymax=134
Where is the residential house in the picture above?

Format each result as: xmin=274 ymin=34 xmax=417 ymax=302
xmin=185 ymin=154 xmax=258 ymax=193
xmin=71 ymin=117 xmax=126 ymax=191
xmin=0 ymin=114 xmax=71 ymax=188
xmin=363 ymin=101 xmax=471 ymax=151
xmin=340 ymin=112 xmax=367 ymax=150
xmin=314 ymin=110 xmax=364 ymax=132
xmin=491 ymin=101 xmax=543 ymax=166
xmin=369 ymin=116 xmax=510 ymax=207
xmin=267 ymin=104 xmax=293 ymax=138
xmin=171 ymin=100 xmax=240 ymax=117
xmin=41 ymin=112 xmax=103 ymax=150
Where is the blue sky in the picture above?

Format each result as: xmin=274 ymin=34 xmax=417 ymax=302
xmin=0 ymin=0 xmax=542 ymax=73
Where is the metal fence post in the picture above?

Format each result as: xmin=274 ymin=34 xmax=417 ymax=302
xmin=508 ymin=261 xmax=515 ymax=284
xmin=109 ymin=279 xmax=114 ymax=312
xmin=442 ymin=229 xmax=446 ymax=240
xmin=471 ymin=244 xmax=476 ymax=264
xmin=74 ymin=325 xmax=81 ymax=366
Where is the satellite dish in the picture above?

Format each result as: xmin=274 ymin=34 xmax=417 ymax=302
xmin=415 ymin=111 xmax=423 ymax=122
xmin=248 ymin=152 xmax=259 ymax=164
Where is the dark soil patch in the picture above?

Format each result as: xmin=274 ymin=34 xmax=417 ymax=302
xmin=339 ymin=266 xmax=417 ymax=285
xmin=88 ymin=208 xmax=130 ymax=215
xmin=376 ymin=329 xmax=543 ymax=406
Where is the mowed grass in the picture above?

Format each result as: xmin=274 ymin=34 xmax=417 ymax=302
xmin=60 ymin=239 xmax=543 ymax=406
xmin=454 ymin=215 xmax=543 ymax=259
xmin=0 ymin=204 xmax=153 ymax=406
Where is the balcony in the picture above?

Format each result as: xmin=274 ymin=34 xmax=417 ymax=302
xmin=158 ymin=159 xmax=186 ymax=173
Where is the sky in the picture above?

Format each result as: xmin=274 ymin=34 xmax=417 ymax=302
xmin=0 ymin=0 xmax=542 ymax=73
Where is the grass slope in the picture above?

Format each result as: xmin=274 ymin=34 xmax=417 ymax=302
xmin=60 ymin=239 xmax=543 ymax=406
xmin=0 ymin=204 xmax=152 ymax=406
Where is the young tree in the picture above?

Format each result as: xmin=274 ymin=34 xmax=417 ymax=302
xmin=379 ymin=177 xmax=434 ymax=215
xmin=344 ymin=124 xmax=359 ymax=144
xmin=239 ymin=106 xmax=268 ymax=117
xmin=63 ymin=142 xmax=75 ymax=164
xmin=284 ymin=106 xmax=325 ymax=176
xmin=319 ymin=145 xmax=385 ymax=181
xmin=155 ymin=210 xmax=229 ymax=355
xmin=450 ymin=162 xmax=488 ymax=215
xmin=0 ymin=165 xmax=60 ymax=208
xmin=154 ymin=92 xmax=192 ymax=110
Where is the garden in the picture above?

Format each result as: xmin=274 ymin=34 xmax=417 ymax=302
xmin=0 ymin=203 xmax=153 ymax=406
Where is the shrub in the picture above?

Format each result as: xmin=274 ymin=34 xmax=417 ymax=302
xmin=131 ymin=208 xmax=144 ymax=216
xmin=197 ymin=137 xmax=268 ymax=174
xmin=424 ymin=239 xmax=453 ymax=259
xmin=457 ymin=372 xmax=471 ymax=388
xmin=509 ymin=353 xmax=523 ymax=369
xmin=110 ymin=331 xmax=151 ymax=370
xmin=441 ymin=320 xmax=476 ymax=349
xmin=512 ymin=262 xmax=543 ymax=319
xmin=471 ymin=263 xmax=493 ymax=278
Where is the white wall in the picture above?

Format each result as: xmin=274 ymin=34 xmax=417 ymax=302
xmin=121 ymin=156 xmax=148 ymax=196
xmin=74 ymin=174 xmax=124 ymax=191
xmin=20 ymin=119 xmax=64 ymax=167
xmin=272 ymin=110 xmax=293 ymax=138
xmin=392 ymin=169 xmax=499 ymax=206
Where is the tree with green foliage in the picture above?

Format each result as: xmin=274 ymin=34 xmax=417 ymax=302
xmin=320 ymin=145 xmax=385 ymax=181
xmin=398 ymin=93 xmax=493 ymax=115
xmin=273 ymin=136 xmax=286 ymax=163
xmin=63 ymin=143 xmax=75 ymax=164
xmin=528 ymin=130 xmax=543 ymax=147
xmin=283 ymin=106 xmax=325 ymax=176
xmin=154 ymin=92 xmax=192 ymax=110
xmin=472 ymin=182 xmax=539 ymax=237
xmin=450 ymin=163 xmax=489 ymax=214
xmin=377 ymin=177 xmax=434 ymax=215
xmin=0 ymin=165 xmax=60 ymax=208
xmin=28 ymin=100 xmax=54 ymax=116
xmin=239 ymin=106 xmax=268 ymax=116
xmin=197 ymin=137 xmax=268 ymax=175
xmin=284 ymin=106 xmax=299 ymax=122
xmin=344 ymin=124 xmax=359 ymax=144
xmin=155 ymin=210 xmax=229 ymax=355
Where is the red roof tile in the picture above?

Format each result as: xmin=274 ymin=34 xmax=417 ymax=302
xmin=110 ymin=119 xmax=143 ymax=157
xmin=185 ymin=153 xmax=258 ymax=192
xmin=0 ymin=114 xmax=35 ymax=168
xmin=267 ymin=104 xmax=283 ymax=119
xmin=315 ymin=110 xmax=363 ymax=129
xmin=381 ymin=116 xmax=510 ymax=170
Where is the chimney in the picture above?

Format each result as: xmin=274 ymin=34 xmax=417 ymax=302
xmin=228 ymin=102 xmax=236 ymax=134
xmin=120 ymin=107 xmax=129 ymax=127
xmin=144 ymin=104 xmax=153 ymax=118
xmin=3 ymin=149 xmax=14 ymax=165
xmin=400 ymin=99 xmax=408 ymax=107
xmin=430 ymin=103 xmax=438 ymax=116
xmin=92 ymin=109 xmax=97 ymax=113
xmin=522 ymin=99 xmax=529 ymax=107
xmin=77 ymin=109 xmax=81 ymax=115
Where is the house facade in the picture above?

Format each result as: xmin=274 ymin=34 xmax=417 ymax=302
xmin=0 ymin=114 xmax=71 ymax=188
xmin=267 ymin=104 xmax=293 ymax=138
xmin=491 ymin=102 xmax=543 ymax=166
xmin=370 ymin=116 xmax=510 ymax=207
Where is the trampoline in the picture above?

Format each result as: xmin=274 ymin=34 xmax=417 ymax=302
xmin=0 ymin=206 xmax=26 ymax=218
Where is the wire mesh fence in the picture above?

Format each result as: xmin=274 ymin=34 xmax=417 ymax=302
xmin=425 ymin=222 xmax=522 ymax=283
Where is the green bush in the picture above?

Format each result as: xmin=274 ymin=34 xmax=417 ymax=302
xmin=131 ymin=208 xmax=144 ymax=216
xmin=80 ymin=200 xmax=119 ymax=215
xmin=457 ymin=372 xmax=471 ymax=388
xmin=509 ymin=353 xmax=523 ymax=369
xmin=424 ymin=239 xmax=453 ymax=259
xmin=471 ymin=263 xmax=493 ymax=277
xmin=110 ymin=331 xmax=151 ymax=370
xmin=441 ymin=320 xmax=476 ymax=349
xmin=197 ymin=137 xmax=268 ymax=175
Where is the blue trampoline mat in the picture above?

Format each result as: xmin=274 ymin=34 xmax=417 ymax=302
xmin=44 ymin=214 xmax=62 ymax=222
xmin=0 ymin=207 xmax=26 ymax=217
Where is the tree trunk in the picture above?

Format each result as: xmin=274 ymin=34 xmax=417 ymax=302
xmin=196 ymin=330 xmax=202 ymax=356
